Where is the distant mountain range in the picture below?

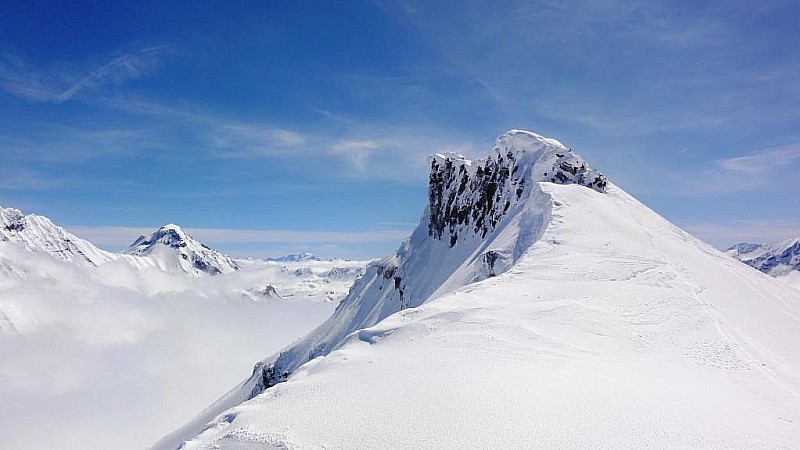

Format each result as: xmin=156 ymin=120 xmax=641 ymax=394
xmin=727 ymin=238 xmax=800 ymax=277
xmin=265 ymin=252 xmax=327 ymax=262
xmin=1 ymin=207 xmax=317 ymax=277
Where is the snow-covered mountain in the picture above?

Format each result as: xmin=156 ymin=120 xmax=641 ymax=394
xmin=162 ymin=130 xmax=800 ymax=449
xmin=123 ymin=224 xmax=239 ymax=275
xmin=727 ymin=238 xmax=800 ymax=276
xmin=0 ymin=207 xmax=239 ymax=277
xmin=0 ymin=206 xmax=116 ymax=267
xmin=727 ymin=238 xmax=800 ymax=291
xmin=264 ymin=252 xmax=327 ymax=262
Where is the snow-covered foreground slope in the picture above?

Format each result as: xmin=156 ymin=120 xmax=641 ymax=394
xmin=173 ymin=131 xmax=800 ymax=449
xmin=0 ymin=237 xmax=367 ymax=450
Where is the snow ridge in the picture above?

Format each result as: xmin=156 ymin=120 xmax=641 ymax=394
xmin=163 ymin=131 xmax=800 ymax=450
xmin=154 ymin=130 xmax=608 ymax=449
xmin=0 ymin=206 xmax=116 ymax=267
xmin=251 ymin=130 xmax=606 ymax=391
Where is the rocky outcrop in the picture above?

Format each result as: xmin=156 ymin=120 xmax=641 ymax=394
xmin=427 ymin=130 xmax=605 ymax=248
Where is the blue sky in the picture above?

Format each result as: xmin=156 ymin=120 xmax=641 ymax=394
xmin=2 ymin=0 xmax=800 ymax=259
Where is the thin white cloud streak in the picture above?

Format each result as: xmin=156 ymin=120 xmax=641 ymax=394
xmin=0 ymin=53 xmax=60 ymax=101
xmin=330 ymin=140 xmax=384 ymax=171
xmin=2 ymin=48 xmax=484 ymax=184
xmin=641 ymin=142 xmax=800 ymax=197
xmin=56 ymin=45 xmax=174 ymax=103
xmin=0 ymin=168 xmax=66 ymax=191
xmin=717 ymin=144 xmax=800 ymax=175
xmin=208 ymin=124 xmax=308 ymax=157
xmin=324 ymin=129 xmax=484 ymax=181
xmin=0 ymin=126 xmax=163 ymax=165
xmin=0 ymin=46 xmax=174 ymax=104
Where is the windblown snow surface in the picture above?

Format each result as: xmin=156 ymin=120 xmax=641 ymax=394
xmin=0 ymin=220 xmax=367 ymax=449
xmin=169 ymin=130 xmax=800 ymax=449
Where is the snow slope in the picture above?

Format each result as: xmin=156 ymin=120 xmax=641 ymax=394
xmin=0 ymin=206 xmax=116 ymax=267
xmin=170 ymin=130 xmax=800 ymax=449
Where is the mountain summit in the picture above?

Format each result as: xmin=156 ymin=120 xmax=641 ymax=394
xmin=124 ymin=224 xmax=238 ymax=275
xmin=0 ymin=206 xmax=115 ymax=267
xmin=158 ymin=130 xmax=800 ymax=450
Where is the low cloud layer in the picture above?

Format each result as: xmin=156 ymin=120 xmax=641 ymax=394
xmin=0 ymin=243 xmax=342 ymax=449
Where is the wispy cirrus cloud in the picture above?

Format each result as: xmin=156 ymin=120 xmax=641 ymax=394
xmin=326 ymin=130 xmax=482 ymax=181
xmin=56 ymin=45 xmax=175 ymax=103
xmin=0 ymin=126 xmax=163 ymax=164
xmin=0 ymin=45 xmax=175 ymax=103
xmin=0 ymin=167 xmax=67 ymax=191
xmin=330 ymin=139 xmax=391 ymax=172
xmin=0 ymin=52 xmax=61 ymax=101
xmin=716 ymin=144 xmax=800 ymax=175
xmin=209 ymin=124 xmax=308 ymax=157
xmin=638 ymin=142 xmax=800 ymax=197
xmin=1 ymin=46 xmax=481 ymax=186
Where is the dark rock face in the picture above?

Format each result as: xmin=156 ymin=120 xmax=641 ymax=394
xmin=193 ymin=257 xmax=221 ymax=275
xmin=548 ymin=156 xmax=607 ymax=190
xmin=133 ymin=228 xmax=188 ymax=249
xmin=3 ymin=210 xmax=26 ymax=232
xmin=246 ymin=284 xmax=281 ymax=299
xmin=428 ymin=153 xmax=523 ymax=247
xmin=427 ymin=148 xmax=606 ymax=248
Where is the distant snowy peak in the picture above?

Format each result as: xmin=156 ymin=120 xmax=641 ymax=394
xmin=427 ymin=129 xmax=606 ymax=247
xmin=727 ymin=238 xmax=800 ymax=276
xmin=0 ymin=206 xmax=115 ymax=267
xmin=266 ymin=252 xmax=326 ymax=262
xmin=124 ymin=224 xmax=238 ymax=275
